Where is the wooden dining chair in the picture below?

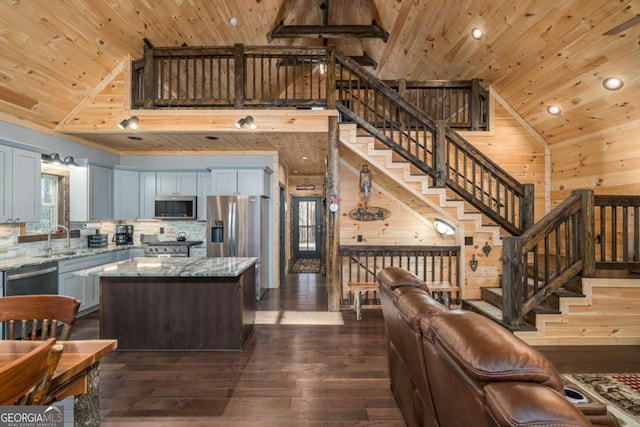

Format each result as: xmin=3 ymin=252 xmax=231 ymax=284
xmin=0 ymin=295 xmax=81 ymax=340
xmin=0 ymin=338 xmax=64 ymax=405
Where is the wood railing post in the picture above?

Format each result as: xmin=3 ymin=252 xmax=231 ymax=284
xmin=522 ymin=183 xmax=535 ymax=231
xmin=143 ymin=44 xmax=155 ymax=109
xmin=326 ymin=115 xmax=341 ymax=312
xmin=576 ymin=189 xmax=596 ymax=277
xmin=501 ymin=236 xmax=522 ymax=326
xmin=434 ymin=120 xmax=448 ymax=188
xmin=326 ymin=47 xmax=336 ymax=109
xmin=234 ymin=43 xmax=245 ymax=109
xmin=470 ymin=79 xmax=480 ymax=131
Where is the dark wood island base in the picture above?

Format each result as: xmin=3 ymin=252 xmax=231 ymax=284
xmin=99 ymin=264 xmax=256 ymax=350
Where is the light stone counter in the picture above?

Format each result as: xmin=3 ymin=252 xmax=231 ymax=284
xmin=75 ymin=256 xmax=257 ymax=278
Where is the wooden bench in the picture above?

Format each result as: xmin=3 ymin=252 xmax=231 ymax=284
xmin=347 ymin=282 xmax=379 ymax=321
xmin=425 ymin=281 xmax=459 ymax=309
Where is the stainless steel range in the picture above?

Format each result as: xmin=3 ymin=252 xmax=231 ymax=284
xmin=143 ymin=240 xmax=203 ymax=257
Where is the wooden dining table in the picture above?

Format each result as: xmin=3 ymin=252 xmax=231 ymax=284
xmin=0 ymin=339 xmax=117 ymax=427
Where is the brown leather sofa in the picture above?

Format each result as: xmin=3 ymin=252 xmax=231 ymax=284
xmin=377 ymin=266 xmax=619 ymax=427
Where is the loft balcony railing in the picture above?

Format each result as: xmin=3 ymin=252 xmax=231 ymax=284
xmin=131 ymin=44 xmax=488 ymax=129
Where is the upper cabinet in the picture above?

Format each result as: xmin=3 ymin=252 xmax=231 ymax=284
xmin=0 ymin=145 xmax=40 ymax=223
xmin=156 ymin=172 xmax=197 ymax=196
xmin=196 ymin=172 xmax=212 ymax=220
xmin=70 ymin=164 xmax=114 ymax=221
xmin=139 ymin=171 xmax=156 ymax=219
xmin=113 ymin=169 xmax=140 ymax=220
xmin=210 ymin=167 xmax=272 ymax=197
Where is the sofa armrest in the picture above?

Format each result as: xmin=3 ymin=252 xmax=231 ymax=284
xmin=485 ymin=382 xmax=592 ymax=426
xmin=428 ymin=310 xmax=565 ymax=391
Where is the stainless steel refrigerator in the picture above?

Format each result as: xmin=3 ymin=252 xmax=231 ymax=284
xmin=206 ymin=195 xmax=268 ymax=300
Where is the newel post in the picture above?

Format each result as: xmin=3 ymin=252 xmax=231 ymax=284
xmin=326 ymin=47 xmax=336 ymax=109
xmin=501 ymin=236 xmax=522 ymax=327
xmin=470 ymin=79 xmax=480 ymax=131
xmin=576 ymin=189 xmax=596 ymax=278
xmin=521 ymin=184 xmax=535 ymax=232
xmin=234 ymin=43 xmax=245 ymax=109
xmin=143 ymin=44 xmax=155 ymax=109
xmin=434 ymin=120 xmax=448 ymax=188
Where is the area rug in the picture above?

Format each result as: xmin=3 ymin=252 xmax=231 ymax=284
xmin=289 ymin=258 xmax=321 ymax=273
xmin=563 ymin=373 xmax=640 ymax=426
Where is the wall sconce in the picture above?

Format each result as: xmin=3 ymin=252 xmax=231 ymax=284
xmin=318 ymin=61 xmax=327 ymax=75
xmin=469 ymin=255 xmax=478 ymax=272
xmin=63 ymin=156 xmax=79 ymax=168
xmin=42 ymin=153 xmax=79 ymax=168
xmin=118 ymin=116 xmax=139 ymax=130
xmin=434 ymin=219 xmax=455 ymax=237
xmin=235 ymin=115 xmax=256 ymax=130
xmin=359 ymin=164 xmax=372 ymax=198
xmin=482 ymin=242 xmax=492 ymax=257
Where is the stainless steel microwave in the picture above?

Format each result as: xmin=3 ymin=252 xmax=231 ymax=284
xmin=154 ymin=196 xmax=197 ymax=219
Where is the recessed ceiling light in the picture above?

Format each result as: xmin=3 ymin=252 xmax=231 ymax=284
xmin=229 ymin=17 xmax=238 ymax=26
xmin=602 ymin=77 xmax=623 ymax=91
xmin=205 ymin=136 xmax=219 ymax=140
xmin=471 ymin=28 xmax=483 ymax=40
xmin=546 ymin=105 xmax=562 ymax=115
xmin=301 ymin=156 xmax=308 ymax=160
xmin=128 ymin=136 xmax=143 ymax=140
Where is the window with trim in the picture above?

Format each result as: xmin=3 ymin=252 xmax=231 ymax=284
xmin=18 ymin=166 xmax=70 ymax=242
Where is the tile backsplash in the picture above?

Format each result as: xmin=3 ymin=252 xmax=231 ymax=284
xmin=0 ymin=220 xmax=207 ymax=260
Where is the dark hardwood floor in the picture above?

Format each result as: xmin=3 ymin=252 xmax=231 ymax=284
xmin=71 ymin=271 xmax=640 ymax=426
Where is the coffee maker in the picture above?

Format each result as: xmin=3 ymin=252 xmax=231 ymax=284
xmin=113 ymin=224 xmax=134 ymax=245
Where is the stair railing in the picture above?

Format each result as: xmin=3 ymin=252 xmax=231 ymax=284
xmin=501 ymin=190 xmax=595 ymax=327
xmin=334 ymin=52 xmax=532 ymax=235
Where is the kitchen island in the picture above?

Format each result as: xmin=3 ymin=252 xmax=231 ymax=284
xmin=76 ymin=257 xmax=257 ymax=350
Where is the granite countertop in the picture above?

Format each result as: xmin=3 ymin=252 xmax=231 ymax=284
xmin=0 ymin=245 xmax=143 ymax=271
xmin=74 ymin=257 xmax=258 ymax=278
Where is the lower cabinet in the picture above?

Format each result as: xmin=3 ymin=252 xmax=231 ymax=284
xmin=58 ymin=252 xmax=116 ymax=315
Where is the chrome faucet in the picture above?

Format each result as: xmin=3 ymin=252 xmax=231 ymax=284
xmin=46 ymin=225 xmax=70 ymax=253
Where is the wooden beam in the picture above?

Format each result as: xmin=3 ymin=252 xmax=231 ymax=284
xmin=268 ymin=21 xmax=389 ymax=42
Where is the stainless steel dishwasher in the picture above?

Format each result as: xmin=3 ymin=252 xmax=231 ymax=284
xmin=2 ymin=262 xmax=58 ymax=338
xmin=4 ymin=262 xmax=58 ymax=297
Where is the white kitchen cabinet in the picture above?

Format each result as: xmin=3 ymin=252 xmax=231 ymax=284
xmin=210 ymin=167 xmax=271 ymax=197
xmin=197 ymin=171 xmax=212 ymax=220
xmin=70 ymin=164 xmax=114 ymax=221
xmin=139 ymin=171 xmax=156 ymax=219
xmin=0 ymin=145 xmax=41 ymax=223
xmin=156 ymin=172 xmax=197 ymax=196
xmin=113 ymin=169 xmax=140 ymax=220
xmin=58 ymin=252 xmax=115 ymax=314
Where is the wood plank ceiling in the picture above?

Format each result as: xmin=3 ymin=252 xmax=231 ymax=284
xmin=0 ymin=0 xmax=638 ymax=176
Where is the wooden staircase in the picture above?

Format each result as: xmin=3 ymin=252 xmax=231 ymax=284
xmin=513 ymin=276 xmax=640 ymax=345
xmin=339 ymin=123 xmax=504 ymax=246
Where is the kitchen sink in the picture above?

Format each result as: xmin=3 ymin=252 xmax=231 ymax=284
xmin=34 ymin=251 xmax=83 ymax=259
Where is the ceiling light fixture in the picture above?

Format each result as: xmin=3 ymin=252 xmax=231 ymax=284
xmin=235 ymin=115 xmax=257 ymax=130
xmin=546 ymin=105 xmax=562 ymax=115
xmin=118 ymin=115 xmax=140 ymax=130
xmin=602 ymin=77 xmax=624 ymax=91
xmin=471 ymin=28 xmax=483 ymax=40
